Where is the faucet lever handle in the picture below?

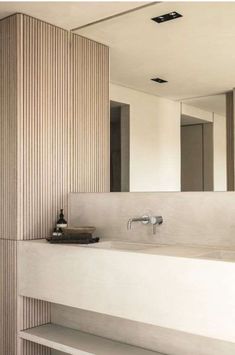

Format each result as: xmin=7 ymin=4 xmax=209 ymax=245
xmin=150 ymin=216 xmax=163 ymax=235
xmin=153 ymin=223 xmax=156 ymax=235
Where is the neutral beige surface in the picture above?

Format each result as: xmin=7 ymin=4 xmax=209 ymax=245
xmin=0 ymin=2 xmax=146 ymax=30
xmin=18 ymin=240 xmax=235 ymax=343
xmin=213 ymin=114 xmax=227 ymax=191
xmin=184 ymin=95 xmax=226 ymax=117
xmin=19 ymin=324 xmax=158 ymax=355
xmin=69 ymin=192 xmax=235 ymax=246
xmin=77 ymin=2 xmax=235 ymax=100
xmin=181 ymin=103 xmax=213 ymax=123
xmin=52 ymin=305 xmax=235 ymax=355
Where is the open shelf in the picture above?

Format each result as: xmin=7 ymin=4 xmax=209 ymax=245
xmin=19 ymin=323 xmax=159 ymax=355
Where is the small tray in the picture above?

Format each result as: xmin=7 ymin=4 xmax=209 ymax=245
xmin=46 ymin=236 xmax=99 ymax=244
xmin=63 ymin=227 xmax=96 ymax=235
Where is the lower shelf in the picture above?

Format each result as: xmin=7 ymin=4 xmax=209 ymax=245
xmin=19 ymin=324 xmax=159 ymax=355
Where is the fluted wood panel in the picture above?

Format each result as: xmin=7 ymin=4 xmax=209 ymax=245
xmin=70 ymin=33 xmax=110 ymax=192
xmin=50 ymin=33 xmax=110 ymax=353
xmin=0 ymin=15 xmax=18 ymax=240
xmin=18 ymin=14 xmax=70 ymax=354
xmin=0 ymin=15 xmax=19 ymax=355
xmin=20 ymin=297 xmax=51 ymax=331
xmin=0 ymin=13 xmax=110 ymax=355
xmin=20 ymin=340 xmax=50 ymax=355
xmin=0 ymin=240 xmax=17 ymax=355
xmin=19 ymin=299 xmax=49 ymax=355
xmin=18 ymin=15 xmax=70 ymax=240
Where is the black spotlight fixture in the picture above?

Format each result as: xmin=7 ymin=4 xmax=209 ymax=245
xmin=151 ymin=78 xmax=168 ymax=84
xmin=152 ymin=12 xmax=182 ymax=24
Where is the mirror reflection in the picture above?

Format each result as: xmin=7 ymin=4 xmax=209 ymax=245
xmin=76 ymin=2 xmax=232 ymax=192
xmin=110 ymin=93 xmax=227 ymax=192
xmin=181 ymin=94 xmax=226 ymax=191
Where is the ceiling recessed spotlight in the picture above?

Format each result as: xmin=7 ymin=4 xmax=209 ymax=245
xmin=152 ymin=12 xmax=182 ymax=23
xmin=151 ymin=78 xmax=168 ymax=84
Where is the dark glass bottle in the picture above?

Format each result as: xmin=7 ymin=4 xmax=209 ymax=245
xmin=56 ymin=209 xmax=67 ymax=229
xmin=52 ymin=226 xmax=63 ymax=237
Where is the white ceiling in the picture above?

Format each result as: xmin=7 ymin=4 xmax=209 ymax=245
xmin=0 ymin=2 xmax=146 ymax=30
xmin=184 ymin=94 xmax=226 ymax=117
xmin=181 ymin=115 xmax=209 ymax=126
xmin=76 ymin=2 xmax=235 ymax=100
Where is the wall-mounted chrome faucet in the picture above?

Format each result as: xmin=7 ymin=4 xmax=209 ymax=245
xmin=127 ymin=215 xmax=163 ymax=234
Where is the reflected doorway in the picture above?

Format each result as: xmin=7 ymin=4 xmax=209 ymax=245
xmin=181 ymin=94 xmax=227 ymax=191
xmin=110 ymin=101 xmax=130 ymax=192
xmin=181 ymin=121 xmax=213 ymax=191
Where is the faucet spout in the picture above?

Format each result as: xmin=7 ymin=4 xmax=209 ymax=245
xmin=127 ymin=216 xmax=150 ymax=230
xmin=127 ymin=215 xmax=163 ymax=234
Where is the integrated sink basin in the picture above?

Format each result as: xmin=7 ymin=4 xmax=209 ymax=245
xmin=88 ymin=241 xmax=235 ymax=261
xmin=19 ymin=239 xmax=235 ymax=346
xmin=89 ymin=241 xmax=227 ymax=260
xmin=200 ymin=250 xmax=235 ymax=262
xmin=89 ymin=240 xmax=163 ymax=251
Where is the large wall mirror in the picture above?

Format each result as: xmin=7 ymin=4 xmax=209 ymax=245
xmin=75 ymin=2 xmax=234 ymax=192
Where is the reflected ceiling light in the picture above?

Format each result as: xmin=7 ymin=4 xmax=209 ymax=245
xmin=151 ymin=78 xmax=168 ymax=84
xmin=152 ymin=12 xmax=182 ymax=23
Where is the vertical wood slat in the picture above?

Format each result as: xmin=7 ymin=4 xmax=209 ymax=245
xmin=226 ymin=91 xmax=234 ymax=191
xmin=0 ymin=14 xmax=18 ymax=355
xmin=20 ymin=340 xmax=50 ymax=355
xmin=0 ymin=15 xmax=18 ymax=240
xmin=0 ymin=13 xmax=110 ymax=355
xmin=18 ymin=15 xmax=70 ymax=240
xmin=19 ymin=17 xmax=109 ymax=355
xmin=70 ymin=34 xmax=110 ymax=193
xmin=0 ymin=240 xmax=17 ymax=355
xmin=18 ymin=15 xmax=70 ymax=355
xmin=20 ymin=297 xmax=51 ymax=331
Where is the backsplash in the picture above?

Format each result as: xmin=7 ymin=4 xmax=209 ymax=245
xmin=69 ymin=192 xmax=235 ymax=247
